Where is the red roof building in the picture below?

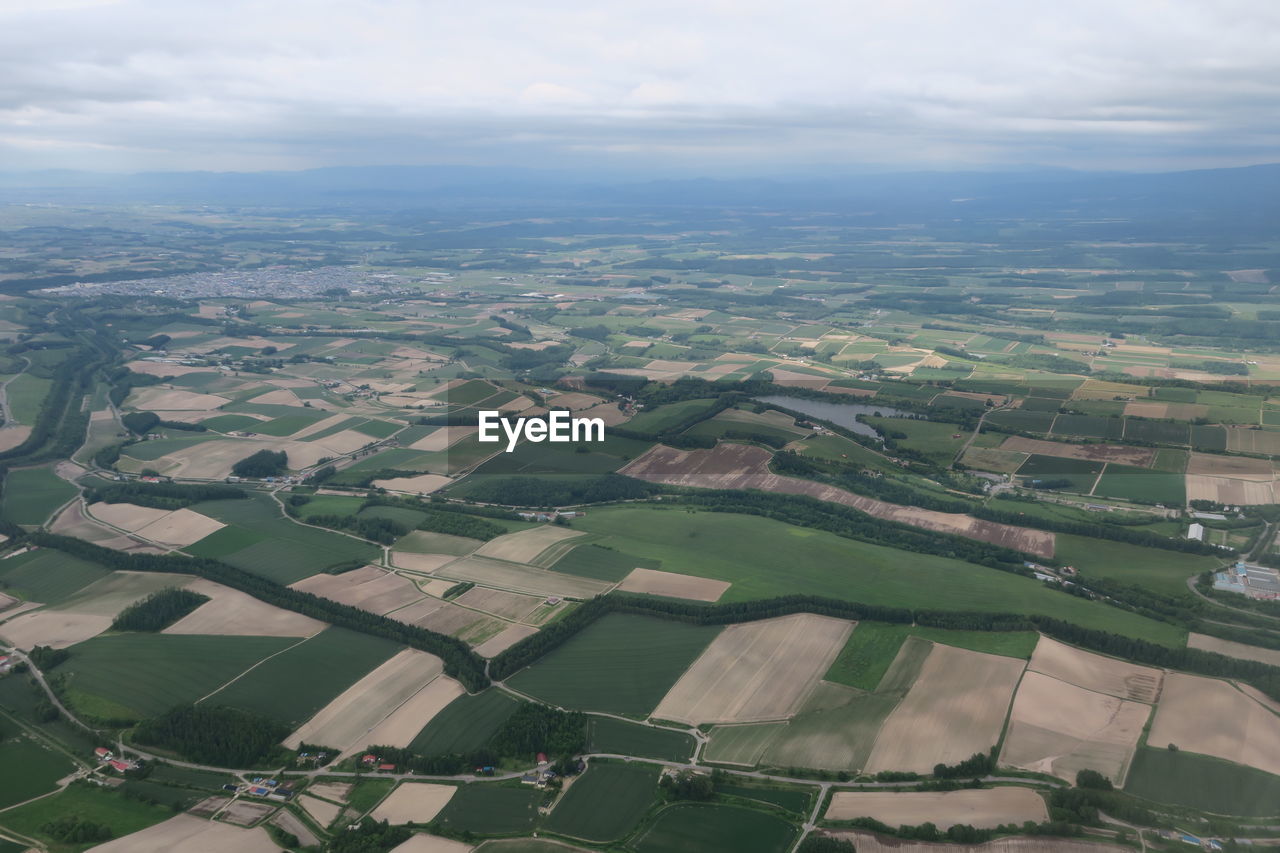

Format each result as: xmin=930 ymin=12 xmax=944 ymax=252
xmin=108 ymin=759 xmax=131 ymax=772
xmin=94 ymin=747 xmax=110 ymax=758
xmin=378 ymin=763 xmax=395 ymax=771
xmin=361 ymin=754 xmax=377 ymax=764
xmin=536 ymin=752 xmax=548 ymax=765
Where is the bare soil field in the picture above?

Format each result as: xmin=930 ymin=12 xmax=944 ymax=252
xmin=1073 ymin=380 xmax=1149 ymax=400
xmin=0 ymin=609 xmax=114 ymax=650
xmin=51 ymin=501 xmax=161 ymax=553
xmin=1188 ymin=633 xmax=1280 ymax=667
xmin=828 ymin=831 xmax=1127 ymax=853
xmin=188 ymin=796 xmax=230 ymax=817
xmin=473 ymin=623 xmax=539 ymax=658
xmin=389 ymin=835 xmax=475 ymax=853
xmin=347 ymin=677 xmax=466 ymax=758
xmin=370 ymin=782 xmax=458 ymax=824
xmin=865 ymin=644 xmax=1025 ymax=774
xmin=825 ymin=788 xmax=1048 ymax=828
xmin=308 ymin=782 xmax=352 ymax=802
xmin=312 ymin=428 xmax=381 ymax=454
xmin=621 ymin=444 xmax=1055 ymax=558
xmin=1028 ymin=637 xmax=1163 ymax=702
xmin=999 ymin=436 xmax=1154 ymax=467
xmin=0 ymin=425 xmax=31 ymax=451
xmin=1184 ymin=474 xmax=1277 ymax=506
xmin=1148 ymin=672 xmax=1280 ymax=776
xmin=616 ymin=568 xmax=730 ymax=602
xmin=374 ymin=473 xmax=452 ymax=494
xmin=434 ymin=556 xmax=613 ymax=599
xmin=132 ymin=508 xmax=225 ymax=547
xmin=291 ymin=566 xmax=425 ymax=615
xmin=218 ymin=800 xmax=277 ymax=827
xmin=284 ymin=649 xmax=445 ymax=753
xmin=86 ymin=814 xmax=280 ymax=853
xmin=270 ymin=809 xmax=319 ymax=848
xmin=409 ymin=426 xmax=477 ymax=452
xmin=453 ymin=587 xmax=545 ymax=621
xmin=1187 ymin=452 xmax=1274 ymax=480
xmin=1225 ymin=427 xmax=1280 ymax=455
xmin=120 ymin=437 xmax=337 ymax=479
xmin=654 ymin=613 xmax=853 ymax=725
xmin=1000 ymin=671 xmax=1149 ymax=785
xmin=163 ymin=578 xmax=326 ymax=637
xmin=299 ymin=794 xmax=342 ymax=827
xmin=88 ymin=501 xmax=171 ymax=531
xmin=548 ymin=392 xmax=606 ymax=410
xmin=389 ymin=552 xmax=458 ymax=573
xmin=387 ymin=596 xmax=502 ymax=642
xmin=475 ymin=525 xmax=586 ymax=564
xmin=125 ymin=387 xmax=231 ymax=411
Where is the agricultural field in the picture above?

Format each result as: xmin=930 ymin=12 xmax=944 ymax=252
xmin=370 ymin=782 xmax=457 ymax=824
xmin=824 ymin=622 xmax=1038 ymax=691
xmin=508 ymin=613 xmax=721 ymax=715
xmin=544 ymin=761 xmax=659 ymax=841
xmin=584 ymin=716 xmax=695 ymax=762
xmin=433 ymin=784 xmax=542 ymax=834
xmin=0 ymin=465 xmax=77 ymax=526
xmin=410 ymin=688 xmax=520 ymax=755
xmin=824 ymin=788 xmax=1048 ymax=829
xmin=0 ymin=548 xmax=111 ymax=605
xmin=864 ymin=643 xmax=1025 ymax=774
xmin=653 ymin=613 xmax=852 ymax=724
xmin=1027 ymin=637 xmax=1163 ymax=702
xmin=86 ymin=814 xmax=281 ymax=852
xmin=632 ymin=803 xmax=798 ymax=853
xmin=1147 ymin=672 xmax=1280 ymax=777
xmin=0 ymin=724 xmax=76 ymax=809
xmin=1124 ymin=747 xmax=1280 ymax=817
xmin=0 ymin=782 xmax=176 ymax=850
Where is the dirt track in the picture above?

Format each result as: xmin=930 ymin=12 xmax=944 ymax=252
xmin=620 ymin=444 xmax=1054 ymax=558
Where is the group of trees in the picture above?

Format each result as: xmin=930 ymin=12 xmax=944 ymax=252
xmin=121 ymin=411 xmax=207 ymax=436
xmin=110 ymin=588 xmax=210 ymax=632
xmin=231 ymin=449 xmax=288 ymax=478
xmin=459 ymin=473 xmax=659 ymax=507
xmin=302 ymin=512 xmax=409 ymax=545
xmin=132 ymin=704 xmax=289 ymax=766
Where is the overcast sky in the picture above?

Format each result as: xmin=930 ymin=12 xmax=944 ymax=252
xmin=3 ymin=0 xmax=1280 ymax=174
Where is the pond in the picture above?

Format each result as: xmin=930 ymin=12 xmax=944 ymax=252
xmin=754 ymin=395 xmax=914 ymax=438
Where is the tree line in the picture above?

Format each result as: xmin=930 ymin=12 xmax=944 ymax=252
xmin=85 ymin=481 xmax=247 ymax=510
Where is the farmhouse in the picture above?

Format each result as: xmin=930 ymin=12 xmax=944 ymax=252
xmin=1213 ymin=561 xmax=1280 ymax=600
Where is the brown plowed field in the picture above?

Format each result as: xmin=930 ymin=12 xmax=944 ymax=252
xmin=620 ymin=444 xmax=1054 ymax=558
xmin=1000 ymin=436 xmax=1154 ymax=467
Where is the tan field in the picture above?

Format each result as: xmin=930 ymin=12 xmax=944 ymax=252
xmin=621 ymin=444 xmax=1054 ymax=558
xmin=617 ymin=568 xmax=730 ymax=602
xmin=1124 ymin=401 xmax=1209 ymax=421
xmin=475 ymin=525 xmax=586 ymax=564
xmin=454 ymin=587 xmax=545 ymax=621
xmin=289 ymin=413 xmax=350 ymax=438
xmin=291 ymin=565 xmax=426 ymax=615
xmin=435 ymin=556 xmax=613 ymax=599
xmin=374 ymin=473 xmax=452 ymax=494
xmin=389 ymin=835 xmax=475 ymax=853
xmin=125 ymin=387 xmax=231 ymax=411
xmin=474 ymin=623 xmax=539 ymax=658
xmin=51 ymin=501 xmax=161 ymax=553
xmin=1226 ymin=427 xmax=1280 ymax=455
xmin=393 ymin=599 xmax=503 ymax=644
xmin=1185 ymin=474 xmax=1278 ymax=506
xmin=125 ymin=360 xmax=219 ymax=377
xmin=85 ymin=814 xmax=280 ymax=853
xmin=308 ymin=782 xmax=352 ymax=802
xmin=828 ymin=832 xmax=1127 ymax=853
xmin=342 ymin=677 xmax=465 ymax=759
xmin=547 ymin=392 xmax=605 ymax=410
xmin=219 ymin=800 xmax=277 ymax=826
xmin=1188 ymin=632 xmax=1280 ymax=667
xmin=0 ymin=425 xmax=31 ymax=451
xmin=0 ymin=610 xmax=114 ymax=650
xmin=1148 ymin=672 xmax=1280 ymax=776
xmin=409 ymin=426 xmax=477 ymax=452
xmin=119 ymin=437 xmax=338 ymax=479
xmin=577 ymin=401 xmax=631 ymax=426
xmin=825 ymin=788 xmax=1047 ymax=828
xmin=55 ymin=570 xmax=195 ymax=618
xmin=285 ymin=649 xmax=445 ymax=752
xmin=88 ymin=501 xmax=171 ymax=531
xmin=163 ymin=578 xmax=326 ymax=637
xmin=370 ymin=782 xmax=458 ymax=824
xmin=389 ymin=552 xmax=457 ymax=573
xmin=1187 ymin=452 xmax=1274 ymax=480
xmin=131 ymin=508 xmax=224 ymax=547
xmin=1073 ymin=379 xmax=1149 ymax=400
xmin=270 ymin=810 xmax=319 ymax=848
xmin=311 ymin=428 xmax=380 ymax=454
xmin=299 ymin=794 xmax=342 ymax=827
xmin=865 ymin=644 xmax=1025 ymax=774
xmin=999 ymin=436 xmax=1154 ymax=467
xmin=1000 ymin=671 xmax=1150 ymax=785
xmin=1028 ymin=636 xmax=1162 ymax=702
xmin=248 ymin=388 xmax=299 ymax=406
xmin=654 ymin=614 xmax=852 ymax=725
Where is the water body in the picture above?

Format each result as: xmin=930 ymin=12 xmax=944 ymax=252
xmin=754 ymin=395 xmax=914 ymax=439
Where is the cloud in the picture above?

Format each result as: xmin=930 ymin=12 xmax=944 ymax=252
xmin=2 ymin=0 xmax=1280 ymax=172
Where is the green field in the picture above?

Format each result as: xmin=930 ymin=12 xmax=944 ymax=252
xmin=63 ymin=633 xmax=295 ymax=720
xmin=1092 ymin=464 xmax=1186 ymax=504
xmin=509 ymin=613 xmax=720 ymax=715
xmin=1152 ymin=448 xmax=1190 ymax=472
xmin=0 ymin=549 xmax=110 ymax=604
xmin=0 ymin=465 xmax=77 ymax=526
xmin=823 ymin=622 xmax=1037 ymax=691
xmin=1015 ymin=454 xmax=1103 ymax=492
xmin=250 ymin=412 xmax=330 ymax=436
xmin=625 ymin=398 xmax=721 ymax=435
xmin=5 ymin=373 xmax=51 ymax=425
xmin=1051 ymin=414 xmax=1125 ymax=440
xmin=0 ymin=726 xmax=76 ymax=809
xmin=703 ymin=723 xmax=786 ymax=766
xmin=715 ymin=781 xmax=814 ymax=815
xmin=207 ymin=627 xmax=403 ymax=725
xmin=294 ymin=494 xmax=365 ymax=520
xmin=186 ymin=493 xmax=378 ymax=581
xmin=1125 ymin=747 xmax=1280 ymax=817
xmin=544 ymin=761 xmax=659 ymax=841
xmin=633 ymin=803 xmax=798 ymax=853
xmin=434 ymin=784 xmax=542 ymax=834
xmin=585 ymin=716 xmax=695 ymax=762
xmin=1055 ymin=534 xmax=1219 ymax=598
xmin=464 ymin=433 xmax=652 ymax=478
xmin=0 ymin=782 xmax=174 ymax=850
xmin=549 ymin=543 xmax=661 ymax=582
xmin=572 ymin=507 xmax=1185 ymax=645
xmin=446 ymin=379 xmax=502 ymax=406
xmin=200 ymin=413 xmax=264 ymax=432
xmin=410 ymin=689 xmax=520 ymax=755
xmin=863 ymin=417 xmax=998 ymax=466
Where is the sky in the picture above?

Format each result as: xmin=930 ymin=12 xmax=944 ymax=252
xmin=3 ymin=0 xmax=1280 ymax=174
